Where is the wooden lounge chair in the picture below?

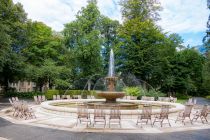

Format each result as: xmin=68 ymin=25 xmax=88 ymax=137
xmin=109 ymin=105 xmax=121 ymax=128
xmin=56 ymin=95 xmax=61 ymax=100
xmin=153 ymin=105 xmax=171 ymax=127
xmin=22 ymin=102 xmax=36 ymax=120
xmin=41 ymin=95 xmax=46 ymax=102
xmin=175 ymin=104 xmax=193 ymax=125
xmin=66 ymin=95 xmax=71 ymax=99
xmin=38 ymin=95 xmax=42 ymax=103
xmin=53 ymin=95 xmax=57 ymax=100
xmin=93 ymin=104 xmax=106 ymax=127
xmin=34 ymin=96 xmax=40 ymax=104
xmin=192 ymin=105 xmax=209 ymax=123
xmin=76 ymin=104 xmax=91 ymax=127
xmin=136 ymin=104 xmax=153 ymax=127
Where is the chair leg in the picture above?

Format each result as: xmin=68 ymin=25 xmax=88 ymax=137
xmin=168 ymin=119 xmax=171 ymax=127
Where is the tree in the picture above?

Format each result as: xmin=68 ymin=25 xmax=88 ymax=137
xmin=23 ymin=21 xmax=70 ymax=91
xmin=63 ymin=0 xmax=103 ymax=82
xmin=119 ymin=0 xmax=162 ymax=22
xmin=171 ymin=49 xmax=204 ymax=95
xmin=100 ymin=16 xmax=120 ymax=72
xmin=0 ymin=0 xmax=28 ymax=92
xmin=203 ymin=0 xmax=210 ymax=49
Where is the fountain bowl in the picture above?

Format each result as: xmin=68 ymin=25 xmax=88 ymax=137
xmin=97 ymin=91 xmax=125 ymax=103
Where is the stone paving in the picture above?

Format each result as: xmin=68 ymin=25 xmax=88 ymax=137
xmin=0 ymin=97 xmax=210 ymax=140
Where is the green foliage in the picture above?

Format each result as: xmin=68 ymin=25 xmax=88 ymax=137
xmin=0 ymin=0 xmax=28 ymax=92
xmin=123 ymin=87 xmax=142 ymax=96
xmin=144 ymin=89 xmax=166 ymax=98
xmin=45 ymin=89 xmax=59 ymax=99
xmin=206 ymin=95 xmax=210 ymax=100
xmin=175 ymin=93 xmax=190 ymax=99
xmin=123 ymin=86 xmax=165 ymax=98
xmin=119 ymin=0 xmax=162 ymax=21
xmin=63 ymin=0 xmax=103 ymax=80
xmin=4 ymin=91 xmax=43 ymax=99
xmin=45 ymin=89 xmax=95 ymax=99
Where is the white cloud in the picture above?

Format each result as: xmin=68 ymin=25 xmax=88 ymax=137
xmin=158 ymin=0 xmax=209 ymax=34
xmin=13 ymin=0 xmax=209 ymax=46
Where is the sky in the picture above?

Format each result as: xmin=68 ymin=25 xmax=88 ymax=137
xmin=13 ymin=0 xmax=209 ymax=46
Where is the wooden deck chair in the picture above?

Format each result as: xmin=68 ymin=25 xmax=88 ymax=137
xmin=22 ymin=102 xmax=36 ymax=120
xmin=77 ymin=95 xmax=82 ymax=99
xmin=136 ymin=104 xmax=153 ymax=127
xmin=109 ymin=105 xmax=121 ymax=128
xmin=192 ymin=105 xmax=209 ymax=123
xmin=9 ymin=98 xmax=15 ymax=111
xmin=66 ymin=95 xmax=71 ymax=99
xmin=12 ymin=97 xmax=16 ymax=102
xmin=87 ymin=95 xmax=92 ymax=99
xmin=61 ymin=95 xmax=66 ymax=99
xmin=76 ymin=104 xmax=91 ymax=127
xmin=41 ymin=95 xmax=46 ymax=102
xmin=175 ymin=104 xmax=193 ymax=125
xmin=38 ymin=95 xmax=42 ymax=103
xmin=93 ymin=104 xmax=106 ymax=127
xmin=34 ymin=96 xmax=39 ymax=104
xmin=56 ymin=95 xmax=61 ymax=100
xmin=53 ymin=95 xmax=57 ymax=100
xmin=153 ymin=105 xmax=171 ymax=127
xmin=15 ymin=97 xmax=19 ymax=102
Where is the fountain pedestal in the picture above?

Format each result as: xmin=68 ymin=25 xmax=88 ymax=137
xmin=97 ymin=77 xmax=125 ymax=103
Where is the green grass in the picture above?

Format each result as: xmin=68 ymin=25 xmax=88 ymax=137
xmin=176 ymin=99 xmax=187 ymax=104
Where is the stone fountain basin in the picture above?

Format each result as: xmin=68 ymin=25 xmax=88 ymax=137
xmin=97 ymin=91 xmax=125 ymax=101
xmin=40 ymin=99 xmax=185 ymax=115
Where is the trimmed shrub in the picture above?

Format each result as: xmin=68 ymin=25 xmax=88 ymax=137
xmin=4 ymin=91 xmax=43 ymax=99
xmin=45 ymin=90 xmax=96 ymax=99
xmin=206 ymin=95 xmax=210 ymax=100
xmin=45 ymin=90 xmax=59 ymax=99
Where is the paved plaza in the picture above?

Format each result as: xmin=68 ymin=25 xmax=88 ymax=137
xmin=0 ymin=97 xmax=210 ymax=140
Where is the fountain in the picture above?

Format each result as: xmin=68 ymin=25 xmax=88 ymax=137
xmin=97 ymin=49 xmax=125 ymax=103
xmin=40 ymin=49 xmax=185 ymax=114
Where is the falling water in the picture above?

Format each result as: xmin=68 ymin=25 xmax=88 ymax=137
xmin=108 ymin=49 xmax=115 ymax=77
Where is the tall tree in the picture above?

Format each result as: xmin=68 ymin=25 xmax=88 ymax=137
xmin=119 ymin=0 xmax=162 ymax=22
xmin=0 ymin=0 xmax=27 ymax=92
xmin=63 ymin=0 xmax=103 ymax=81
xmin=203 ymin=0 xmax=210 ymax=49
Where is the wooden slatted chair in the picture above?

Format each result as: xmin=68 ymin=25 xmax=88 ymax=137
xmin=34 ymin=96 xmax=40 ymax=104
xmin=56 ymin=95 xmax=61 ymax=100
xmin=192 ymin=105 xmax=209 ymax=123
xmin=109 ymin=105 xmax=121 ymax=128
xmin=153 ymin=105 xmax=171 ymax=127
xmin=66 ymin=95 xmax=71 ymax=99
xmin=136 ymin=104 xmax=153 ymax=127
xmin=38 ymin=95 xmax=42 ymax=103
xmin=41 ymin=95 xmax=46 ymax=102
xmin=53 ymin=95 xmax=57 ymax=100
xmin=93 ymin=104 xmax=106 ymax=127
xmin=76 ymin=104 xmax=91 ymax=127
xmin=175 ymin=104 xmax=193 ymax=125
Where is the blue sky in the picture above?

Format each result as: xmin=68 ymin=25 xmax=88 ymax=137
xmin=14 ymin=0 xmax=209 ymax=46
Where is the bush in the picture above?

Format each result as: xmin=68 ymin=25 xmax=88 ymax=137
xmin=123 ymin=87 xmax=142 ymax=96
xmin=175 ymin=93 xmax=190 ymax=99
xmin=45 ymin=89 xmax=96 ymax=99
xmin=4 ymin=91 xmax=43 ymax=99
xmin=144 ymin=89 xmax=166 ymax=99
xmin=45 ymin=90 xmax=59 ymax=99
xmin=206 ymin=95 xmax=210 ymax=100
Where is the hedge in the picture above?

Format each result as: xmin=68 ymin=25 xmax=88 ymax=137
xmin=4 ymin=91 xmax=43 ymax=99
xmin=45 ymin=90 xmax=96 ymax=99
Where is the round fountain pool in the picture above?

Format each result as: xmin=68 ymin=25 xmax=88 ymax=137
xmin=40 ymin=99 xmax=185 ymax=115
